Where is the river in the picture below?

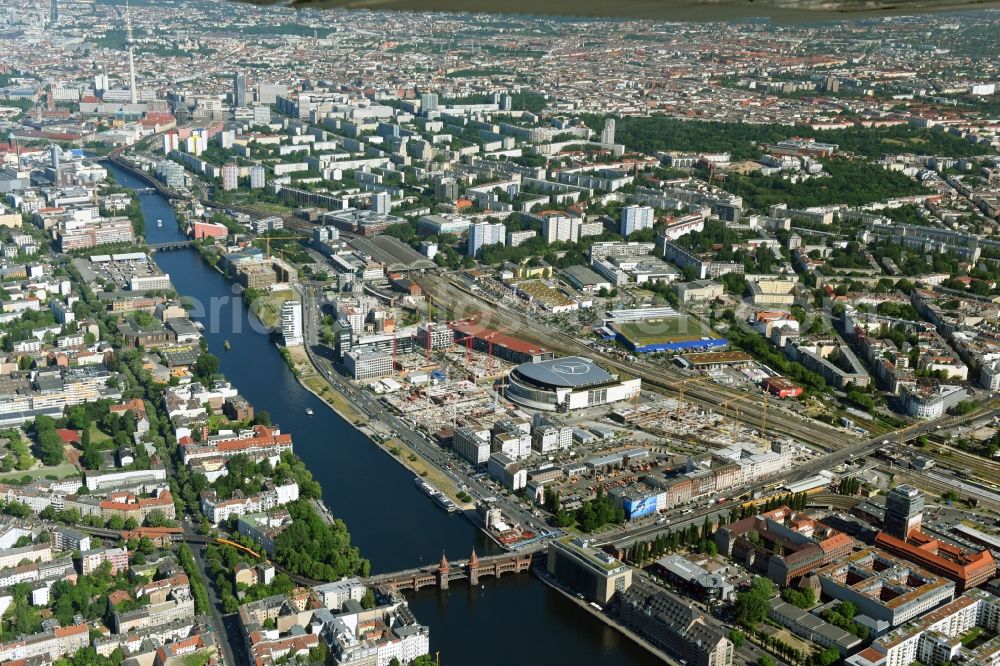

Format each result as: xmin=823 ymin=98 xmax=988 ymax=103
xmin=106 ymin=161 xmax=661 ymax=666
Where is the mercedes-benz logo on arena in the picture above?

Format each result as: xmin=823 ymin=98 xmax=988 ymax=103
xmin=552 ymin=361 xmax=591 ymax=375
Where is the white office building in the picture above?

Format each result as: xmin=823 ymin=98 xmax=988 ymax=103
xmin=280 ymin=300 xmax=303 ymax=347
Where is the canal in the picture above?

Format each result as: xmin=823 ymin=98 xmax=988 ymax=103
xmin=107 ymin=162 xmax=661 ymax=666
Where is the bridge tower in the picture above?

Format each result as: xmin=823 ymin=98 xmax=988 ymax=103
xmin=467 ymin=549 xmax=479 ymax=586
xmin=438 ymin=552 xmax=450 ymax=590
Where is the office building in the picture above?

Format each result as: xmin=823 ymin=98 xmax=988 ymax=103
xmin=343 ymin=349 xmax=393 ymax=380
xmin=884 ymin=484 xmax=924 ymax=540
xmin=280 ymin=300 xmax=303 ymax=347
xmin=221 ymin=163 xmax=239 ymax=192
xmin=415 ymin=322 xmax=454 ymax=351
xmin=816 ymin=548 xmax=955 ymax=627
xmin=453 ymin=426 xmax=491 ymax=467
xmin=58 ymin=218 xmax=135 ymax=251
xmin=620 ymin=580 xmax=734 ymax=666
xmin=467 ymin=221 xmax=506 ymax=258
xmin=50 ymin=0 xmax=58 ymax=24
xmin=620 ymin=205 xmax=654 ymax=237
xmin=548 ymin=536 xmax=632 ymax=605
xmin=234 ymin=72 xmax=247 ymax=107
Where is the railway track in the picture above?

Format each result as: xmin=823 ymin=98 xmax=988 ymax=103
xmin=417 ymin=274 xmax=850 ymax=451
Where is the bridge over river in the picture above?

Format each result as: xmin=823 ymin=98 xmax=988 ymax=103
xmin=79 ymin=524 xmax=542 ymax=590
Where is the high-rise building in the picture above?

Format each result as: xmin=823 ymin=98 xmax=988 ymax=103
xmin=824 ymin=75 xmax=840 ymax=93
xmin=884 ymin=484 xmax=924 ymax=539
xmin=281 ymin=301 xmax=303 ymax=347
xmin=420 ymin=93 xmax=439 ymax=113
xmin=257 ymin=84 xmax=288 ymax=105
xmin=50 ymin=0 xmax=58 ymax=25
xmin=50 ymin=144 xmax=59 ymax=170
xmin=162 ymin=131 xmax=179 ymax=155
xmin=372 ymin=192 xmax=391 ymax=215
xmin=249 ymin=165 xmax=266 ymax=190
xmin=467 ymin=222 xmax=506 ymax=258
xmin=620 ymin=205 xmax=655 ymax=237
xmin=234 ymin=72 xmax=247 ymax=108
xmin=501 ymin=94 xmax=513 ymax=111
xmin=542 ymin=214 xmax=581 ymax=244
xmin=125 ymin=6 xmax=138 ymax=105
xmin=434 ymin=177 xmax=459 ymax=201
xmin=601 ymin=118 xmax=616 ymax=146
xmin=221 ymin=163 xmax=239 ymax=192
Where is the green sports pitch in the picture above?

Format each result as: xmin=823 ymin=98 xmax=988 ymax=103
xmin=612 ymin=315 xmax=718 ymax=346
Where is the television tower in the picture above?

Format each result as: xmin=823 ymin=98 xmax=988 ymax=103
xmin=125 ymin=1 xmax=138 ymax=105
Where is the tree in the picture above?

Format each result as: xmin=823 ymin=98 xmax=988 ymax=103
xmin=729 ymin=629 xmax=745 ymax=648
xmin=194 ymin=353 xmax=220 ymax=383
xmin=736 ymin=577 xmax=776 ymax=629
xmin=32 ymin=415 xmax=66 ymax=466
xmin=758 ymin=656 xmax=774 ymax=666
xmin=818 ymin=646 xmax=841 ymax=666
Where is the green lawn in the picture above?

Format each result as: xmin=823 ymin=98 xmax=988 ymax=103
xmin=0 ymin=462 xmax=81 ymax=483
xmin=89 ymin=424 xmax=111 ymax=444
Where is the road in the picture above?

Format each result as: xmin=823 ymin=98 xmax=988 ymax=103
xmin=296 ymin=281 xmax=1000 ymax=558
xmin=417 ymin=274 xmax=854 ymax=451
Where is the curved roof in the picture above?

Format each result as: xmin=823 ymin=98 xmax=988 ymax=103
xmin=514 ymin=356 xmax=613 ymax=389
xmin=347 ymin=236 xmax=437 ymax=272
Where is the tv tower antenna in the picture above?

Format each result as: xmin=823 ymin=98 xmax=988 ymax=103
xmin=125 ymin=0 xmax=138 ymax=105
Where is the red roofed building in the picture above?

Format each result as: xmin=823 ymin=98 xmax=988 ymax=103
xmin=452 ymin=320 xmax=553 ymax=364
xmin=180 ymin=425 xmax=292 ymax=466
xmin=875 ymin=530 xmax=996 ymax=592
xmin=193 ymin=220 xmax=229 ymax=240
xmin=99 ymin=489 xmax=176 ymax=522
xmin=716 ymin=506 xmax=855 ymax=585
xmin=0 ymin=622 xmax=89 ymax=663
xmin=762 ymin=376 xmax=803 ymax=399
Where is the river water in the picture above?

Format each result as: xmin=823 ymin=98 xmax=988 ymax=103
xmin=106 ymin=162 xmax=661 ymax=666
